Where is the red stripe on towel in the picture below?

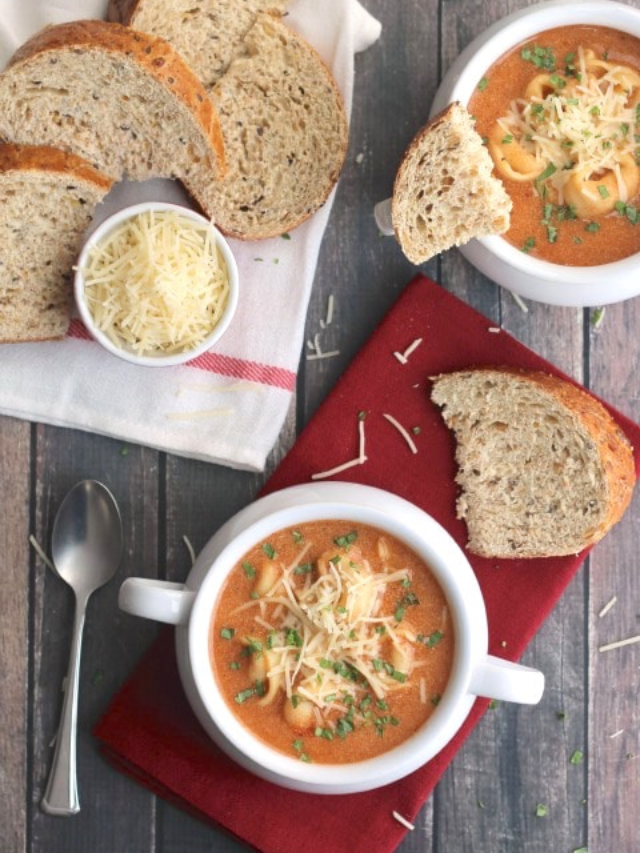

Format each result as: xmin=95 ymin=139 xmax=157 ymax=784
xmin=66 ymin=319 xmax=296 ymax=391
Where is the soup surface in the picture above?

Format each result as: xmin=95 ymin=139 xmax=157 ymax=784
xmin=469 ymin=25 xmax=640 ymax=265
xmin=210 ymin=521 xmax=454 ymax=764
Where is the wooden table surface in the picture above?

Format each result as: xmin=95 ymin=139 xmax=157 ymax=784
xmin=2 ymin=1 xmax=640 ymax=852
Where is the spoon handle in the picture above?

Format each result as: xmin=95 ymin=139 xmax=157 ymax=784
xmin=41 ymin=591 xmax=89 ymax=816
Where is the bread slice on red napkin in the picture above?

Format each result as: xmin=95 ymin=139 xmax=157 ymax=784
xmin=95 ymin=275 xmax=640 ymax=853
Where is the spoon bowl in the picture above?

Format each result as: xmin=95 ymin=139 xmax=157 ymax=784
xmin=51 ymin=480 xmax=124 ymax=593
xmin=41 ymin=480 xmax=123 ymax=817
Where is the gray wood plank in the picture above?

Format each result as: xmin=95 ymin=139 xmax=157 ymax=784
xmin=0 ymin=419 xmax=31 ymax=853
xmin=588 ymin=297 xmax=640 ymax=853
xmin=29 ymin=431 xmax=160 ymax=853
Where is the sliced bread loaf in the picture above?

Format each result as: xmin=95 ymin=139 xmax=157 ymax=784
xmin=431 ymin=367 xmax=636 ymax=558
xmin=107 ymin=0 xmax=291 ymax=89
xmin=201 ymin=14 xmax=349 ymax=239
xmin=107 ymin=4 xmax=348 ymax=239
xmin=0 ymin=20 xmax=225 ymax=215
xmin=392 ymin=102 xmax=512 ymax=264
xmin=0 ymin=143 xmax=113 ymax=343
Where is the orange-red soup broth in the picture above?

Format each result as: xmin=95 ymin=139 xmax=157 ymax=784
xmin=469 ymin=26 xmax=640 ymax=265
xmin=210 ymin=521 xmax=454 ymax=764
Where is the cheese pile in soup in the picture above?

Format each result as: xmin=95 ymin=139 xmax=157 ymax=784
xmin=210 ymin=521 xmax=454 ymax=764
xmin=469 ymin=26 xmax=640 ymax=265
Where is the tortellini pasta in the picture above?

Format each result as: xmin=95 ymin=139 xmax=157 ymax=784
xmin=488 ymin=46 xmax=640 ymax=217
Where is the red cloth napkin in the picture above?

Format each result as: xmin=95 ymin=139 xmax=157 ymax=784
xmin=95 ymin=275 xmax=640 ymax=853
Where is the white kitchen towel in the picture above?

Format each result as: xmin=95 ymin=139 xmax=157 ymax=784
xmin=0 ymin=0 xmax=381 ymax=471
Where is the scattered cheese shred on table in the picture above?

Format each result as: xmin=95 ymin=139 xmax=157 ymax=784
xmin=383 ymin=413 xmax=418 ymax=454
xmin=599 ymin=633 xmax=640 ymax=653
xmin=28 ymin=534 xmax=56 ymax=573
xmin=81 ymin=209 xmax=230 ymax=356
xmin=311 ymin=416 xmax=367 ymax=480
xmin=598 ymin=595 xmax=617 ymax=618
xmin=393 ymin=337 xmax=423 ymax=364
xmin=392 ymin=811 xmax=415 ymax=831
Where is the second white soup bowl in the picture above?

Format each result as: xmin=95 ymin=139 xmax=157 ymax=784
xmin=118 ymin=482 xmax=544 ymax=794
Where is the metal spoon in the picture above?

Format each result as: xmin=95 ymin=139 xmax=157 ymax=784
xmin=41 ymin=480 xmax=123 ymax=816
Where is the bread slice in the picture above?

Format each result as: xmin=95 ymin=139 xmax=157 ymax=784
xmin=431 ymin=367 xmax=636 ymax=558
xmin=0 ymin=20 xmax=225 ymax=215
xmin=203 ymin=14 xmax=348 ymax=239
xmin=107 ymin=0 xmax=291 ymax=89
xmin=392 ymin=102 xmax=512 ymax=264
xmin=107 ymin=3 xmax=347 ymax=239
xmin=0 ymin=143 xmax=113 ymax=343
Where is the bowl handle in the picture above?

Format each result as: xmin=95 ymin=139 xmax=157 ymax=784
xmin=118 ymin=578 xmax=196 ymax=626
xmin=469 ymin=655 xmax=545 ymax=705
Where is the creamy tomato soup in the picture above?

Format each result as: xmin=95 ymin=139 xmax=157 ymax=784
xmin=469 ymin=26 xmax=640 ymax=265
xmin=210 ymin=521 xmax=454 ymax=764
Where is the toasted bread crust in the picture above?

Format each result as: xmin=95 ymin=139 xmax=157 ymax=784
xmin=0 ymin=142 xmax=114 ymax=192
xmin=5 ymin=20 xmax=225 ymax=177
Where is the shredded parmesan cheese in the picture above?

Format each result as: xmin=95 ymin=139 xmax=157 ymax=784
xmin=393 ymin=337 xmax=423 ymax=364
xmin=383 ymin=413 xmax=418 ymax=454
xmin=235 ymin=539 xmax=419 ymax=727
xmin=29 ymin=534 xmax=56 ymax=573
xmin=599 ymin=633 xmax=640 ymax=652
xmin=495 ymin=47 xmax=640 ymax=207
xmin=182 ymin=535 xmax=196 ymax=567
xmin=511 ymin=292 xmax=529 ymax=313
xmin=392 ymin=811 xmax=415 ymax=831
xmin=311 ymin=416 xmax=367 ymax=480
xmin=81 ymin=209 xmax=230 ymax=356
xmin=598 ymin=595 xmax=617 ymax=618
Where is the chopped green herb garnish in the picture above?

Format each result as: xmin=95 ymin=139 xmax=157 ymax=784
xmin=281 ymin=232 xmax=291 ymax=240
xmin=536 ymin=162 xmax=558 ymax=183
xmin=535 ymin=804 xmax=549 ymax=817
xmin=570 ymin=749 xmax=584 ymax=765
xmin=549 ymin=74 xmax=566 ymax=89
xmin=431 ymin=694 xmax=441 ymax=706
xmin=522 ymin=236 xmax=536 ymax=254
xmin=220 ymin=627 xmax=235 ymax=640
xmin=234 ymin=687 xmax=255 ymax=704
xmin=242 ymin=561 xmax=256 ymax=579
xmin=423 ymin=629 xmax=444 ymax=648
xmin=597 ymin=184 xmax=610 ymax=199
xmin=262 ymin=542 xmax=276 ymax=559
xmin=292 ymin=530 xmax=304 ymax=544
xmin=502 ymin=134 xmax=513 ymax=144
xmin=229 ymin=661 xmax=241 ymax=670
xmin=314 ymin=726 xmax=333 ymax=741
xmin=293 ymin=562 xmax=313 ymax=575
xmin=292 ymin=739 xmax=303 ymax=752
xmin=285 ymin=628 xmax=303 ymax=647
xmin=477 ymin=76 xmax=489 ymax=92
xmin=585 ymin=222 xmax=600 ymax=233
xmin=521 ymin=44 xmax=555 ymax=71
xmin=488 ymin=699 xmax=500 ymax=710
xmin=334 ymin=531 xmax=358 ymax=548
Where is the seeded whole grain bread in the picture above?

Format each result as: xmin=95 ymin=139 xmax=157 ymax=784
xmin=430 ymin=367 xmax=636 ymax=558
xmin=392 ymin=102 xmax=512 ymax=264
xmin=108 ymin=2 xmax=348 ymax=239
xmin=0 ymin=20 xmax=225 ymax=215
xmin=107 ymin=0 xmax=291 ymax=89
xmin=0 ymin=143 xmax=113 ymax=343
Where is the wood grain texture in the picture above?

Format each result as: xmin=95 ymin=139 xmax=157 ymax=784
xmin=1 ymin=1 xmax=639 ymax=853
